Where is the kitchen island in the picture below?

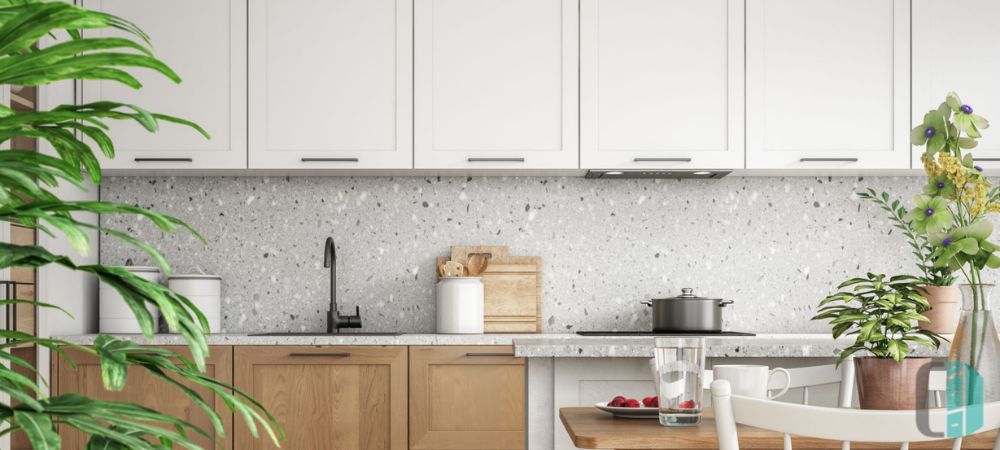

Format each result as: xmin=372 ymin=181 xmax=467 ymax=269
xmin=56 ymin=333 xmax=949 ymax=450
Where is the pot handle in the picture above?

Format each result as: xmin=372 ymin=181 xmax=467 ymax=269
xmin=641 ymin=300 xmax=653 ymax=307
xmin=719 ymin=300 xmax=735 ymax=307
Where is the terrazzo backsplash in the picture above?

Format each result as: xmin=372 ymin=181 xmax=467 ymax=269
xmin=98 ymin=176 xmax=986 ymax=334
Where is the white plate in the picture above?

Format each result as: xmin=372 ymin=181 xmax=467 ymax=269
xmin=594 ymin=401 xmax=659 ymax=419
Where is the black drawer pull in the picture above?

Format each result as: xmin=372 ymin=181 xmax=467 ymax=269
xmin=467 ymin=158 xmax=525 ymax=163
xmin=288 ymin=352 xmax=351 ymax=357
xmin=301 ymin=158 xmax=359 ymax=162
xmin=799 ymin=158 xmax=858 ymax=162
xmin=465 ymin=352 xmax=515 ymax=357
xmin=974 ymin=158 xmax=1000 ymax=162
xmin=134 ymin=158 xmax=193 ymax=162
xmin=634 ymin=157 xmax=691 ymax=162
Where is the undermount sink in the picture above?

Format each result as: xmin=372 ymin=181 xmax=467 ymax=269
xmin=249 ymin=332 xmax=404 ymax=336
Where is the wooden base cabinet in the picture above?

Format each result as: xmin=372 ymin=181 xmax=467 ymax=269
xmin=234 ymin=346 xmax=408 ymax=450
xmin=54 ymin=346 xmax=234 ymax=449
xmin=409 ymin=346 xmax=525 ymax=450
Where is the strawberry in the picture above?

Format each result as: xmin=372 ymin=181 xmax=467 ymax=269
xmin=609 ymin=396 xmax=626 ymax=407
xmin=678 ymin=400 xmax=696 ymax=409
xmin=649 ymin=396 xmax=659 ymax=407
xmin=642 ymin=396 xmax=655 ymax=407
xmin=624 ymin=398 xmax=641 ymax=408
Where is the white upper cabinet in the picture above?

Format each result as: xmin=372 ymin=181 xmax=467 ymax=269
xmin=248 ymin=0 xmax=413 ymax=169
xmin=80 ymin=0 xmax=247 ymax=170
xmin=913 ymin=0 xmax=1000 ymax=169
xmin=580 ymin=0 xmax=744 ymax=170
xmin=414 ymin=0 xmax=579 ymax=169
xmin=745 ymin=0 xmax=910 ymax=169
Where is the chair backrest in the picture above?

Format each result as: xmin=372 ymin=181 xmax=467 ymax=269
xmin=711 ymin=379 xmax=1000 ymax=450
xmin=704 ymin=359 xmax=855 ymax=407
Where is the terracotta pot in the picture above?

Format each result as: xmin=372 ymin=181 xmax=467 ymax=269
xmin=918 ymin=285 xmax=961 ymax=334
xmin=854 ymin=357 xmax=931 ymax=409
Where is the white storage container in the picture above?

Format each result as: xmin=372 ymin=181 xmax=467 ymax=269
xmin=168 ymin=274 xmax=222 ymax=333
xmin=99 ymin=266 xmax=161 ymax=334
xmin=436 ymin=277 xmax=484 ymax=334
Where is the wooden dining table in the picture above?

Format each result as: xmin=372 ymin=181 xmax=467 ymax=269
xmin=560 ymin=407 xmax=998 ymax=449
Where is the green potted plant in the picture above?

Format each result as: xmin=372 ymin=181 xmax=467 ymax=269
xmin=812 ymin=273 xmax=944 ymax=409
xmin=858 ymin=189 xmax=960 ymax=333
xmin=908 ymin=92 xmax=1000 ymax=408
xmin=0 ymin=1 xmax=281 ymax=447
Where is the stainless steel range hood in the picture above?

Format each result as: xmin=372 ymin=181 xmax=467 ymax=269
xmin=585 ymin=169 xmax=731 ymax=179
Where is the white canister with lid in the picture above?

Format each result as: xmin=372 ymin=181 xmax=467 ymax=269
xmin=99 ymin=266 xmax=161 ymax=334
xmin=436 ymin=277 xmax=484 ymax=334
xmin=168 ymin=274 xmax=222 ymax=333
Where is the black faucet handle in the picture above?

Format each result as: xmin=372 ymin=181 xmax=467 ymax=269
xmin=354 ymin=305 xmax=361 ymax=318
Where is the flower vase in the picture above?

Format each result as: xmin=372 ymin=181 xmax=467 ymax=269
xmin=948 ymin=284 xmax=1000 ymax=410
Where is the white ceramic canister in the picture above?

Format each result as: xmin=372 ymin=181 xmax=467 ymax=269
xmin=436 ymin=277 xmax=484 ymax=334
xmin=168 ymin=274 xmax=222 ymax=333
xmin=99 ymin=266 xmax=161 ymax=334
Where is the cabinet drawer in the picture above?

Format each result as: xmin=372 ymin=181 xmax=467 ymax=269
xmin=234 ymin=346 xmax=407 ymax=450
xmin=54 ymin=346 xmax=234 ymax=449
xmin=409 ymin=346 xmax=525 ymax=450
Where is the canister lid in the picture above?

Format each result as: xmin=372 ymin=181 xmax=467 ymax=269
xmin=168 ymin=274 xmax=221 ymax=280
xmin=124 ymin=266 xmax=160 ymax=273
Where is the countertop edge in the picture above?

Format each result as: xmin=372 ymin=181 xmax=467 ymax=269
xmin=51 ymin=333 xmax=953 ymax=358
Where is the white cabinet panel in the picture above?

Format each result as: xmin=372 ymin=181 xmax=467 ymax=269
xmin=580 ymin=0 xmax=744 ymax=169
xmin=414 ymin=0 xmax=578 ymax=169
xmin=81 ymin=0 xmax=247 ymax=170
xmin=248 ymin=0 xmax=413 ymax=169
xmin=913 ymin=0 xmax=1000 ymax=169
xmin=745 ymin=0 xmax=910 ymax=169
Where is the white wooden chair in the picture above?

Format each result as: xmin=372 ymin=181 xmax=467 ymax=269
xmin=704 ymin=360 xmax=856 ymax=407
xmin=711 ymin=379 xmax=1000 ymax=450
xmin=650 ymin=359 xmax=855 ymax=407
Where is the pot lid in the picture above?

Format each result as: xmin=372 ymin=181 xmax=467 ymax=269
xmin=656 ymin=288 xmax=721 ymax=301
xmin=123 ymin=266 xmax=160 ymax=274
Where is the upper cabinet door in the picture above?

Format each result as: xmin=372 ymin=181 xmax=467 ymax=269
xmin=414 ymin=0 xmax=579 ymax=169
xmin=248 ymin=0 xmax=413 ymax=169
xmin=745 ymin=0 xmax=910 ymax=169
xmin=580 ymin=0 xmax=744 ymax=170
xmin=913 ymin=0 xmax=1000 ymax=169
xmin=80 ymin=0 xmax=247 ymax=170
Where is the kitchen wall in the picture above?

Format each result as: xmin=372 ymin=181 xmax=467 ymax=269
xmin=99 ymin=175 xmax=976 ymax=334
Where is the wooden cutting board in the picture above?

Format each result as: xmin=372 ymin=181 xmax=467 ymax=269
xmin=449 ymin=245 xmax=510 ymax=266
xmin=437 ymin=250 xmax=542 ymax=333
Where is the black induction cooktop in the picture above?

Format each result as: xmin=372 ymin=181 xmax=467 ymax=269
xmin=576 ymin=331 xmax=755 ymax=336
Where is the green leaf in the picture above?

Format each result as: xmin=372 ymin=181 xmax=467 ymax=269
xmin=13 ymin=410 xmax=59 ymax=450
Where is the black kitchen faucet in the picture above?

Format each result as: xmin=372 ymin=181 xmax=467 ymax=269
xmin=324 ymin=237 xmax=362 ymax=333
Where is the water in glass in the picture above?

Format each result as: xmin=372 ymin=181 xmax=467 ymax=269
xmin=654 ymin=337 xmax=705 ymax=426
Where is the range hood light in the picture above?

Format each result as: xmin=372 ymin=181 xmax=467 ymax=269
xmin=604 ymin=171 xmax=624 ymax=176
xmin=692 ymin=171 xmax=712 ymax=175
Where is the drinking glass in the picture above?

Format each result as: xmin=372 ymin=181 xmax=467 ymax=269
xmin=654 ymin=337 xmax=705 ymax=426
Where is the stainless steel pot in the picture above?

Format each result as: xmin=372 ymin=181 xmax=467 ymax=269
xmin=641 ymin=288 xmax=734 ymax=332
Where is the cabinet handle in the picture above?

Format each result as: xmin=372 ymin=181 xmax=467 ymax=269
xmin=633 ymin=158 xmax=691 ymax=162
xmin=301 ymin=158 xmax=359 ymax=163
xmin=465 ymin=352 xmax=516 ymax=357
xmin=134 ymin=158 xmax=193 ymax=162
xmin=288 ymin=352 xmax=351 ymax=357
xmin=974 ymin=158 xmax=1000 ymax=162
xmin=467 ymin=158 xmax=525 ymax=163
xmin=799 ymin=158 xmax=858 ymax=162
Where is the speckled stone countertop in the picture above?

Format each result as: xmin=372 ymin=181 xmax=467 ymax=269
xmin=54 ymin=333 xmax=952 ymax=358
xmin=512 ymin=333 xmax=951 ymax=358
xmin=55 ymin=333 xmax=546 ymax=347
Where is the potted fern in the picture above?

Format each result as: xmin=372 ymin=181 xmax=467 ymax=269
xmin=0 ymin=1 xmax=281 ymax=447
xmin=812 ymin=273 xmax=944 ymax=409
